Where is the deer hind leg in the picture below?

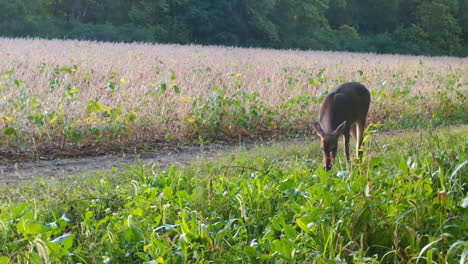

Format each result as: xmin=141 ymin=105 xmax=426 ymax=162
xmin=355 ymin=120 xmax=365 ymax=158
xmin=343 ymin=130 xmax=351 ymax=161
xmin=350 ymin=122 xmax=357 ymax=141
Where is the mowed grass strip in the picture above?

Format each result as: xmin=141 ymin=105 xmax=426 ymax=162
xmin=0 ymin=38 xmax=466 ymax=156
xmin=0 ymin=126 xmax=466 ymax=263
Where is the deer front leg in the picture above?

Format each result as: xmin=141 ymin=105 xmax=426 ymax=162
xmin=355 ymin=121 xmax=364 ymax=158
xmin=343 ymin=132 xmax=350 ymax=161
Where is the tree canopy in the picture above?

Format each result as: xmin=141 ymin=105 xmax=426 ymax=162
xmin=1 ymin=0 xmax=467 ymax=56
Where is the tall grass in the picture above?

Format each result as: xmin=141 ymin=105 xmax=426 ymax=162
xmin=0 ymin=126 xmax=466 ymax=263
xmin=0 ymin=38 xmax=466 ymax=155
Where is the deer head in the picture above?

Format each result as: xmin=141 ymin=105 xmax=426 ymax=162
xmin=314 ymin=121 xmax=347 ymax=171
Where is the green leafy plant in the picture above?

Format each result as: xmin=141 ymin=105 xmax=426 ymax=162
xmin=0 ymin=127 xmax=466 ymax=263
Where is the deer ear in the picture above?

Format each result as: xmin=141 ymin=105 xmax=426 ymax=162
xmin=314 ymin=122 xmax=325 ymax=137
xmin=332 ymin=121 xmax=347 ymax=136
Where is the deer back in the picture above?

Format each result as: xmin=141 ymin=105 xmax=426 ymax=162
xmin=319 ymin=82 xmax=370 ymax=133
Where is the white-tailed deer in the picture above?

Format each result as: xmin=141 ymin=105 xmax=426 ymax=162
xmin=314 ymin=82 xmax=371 ymax=171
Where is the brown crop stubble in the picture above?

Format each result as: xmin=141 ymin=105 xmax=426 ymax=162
xmin=0 ymin=38 xmax=466 ymax=157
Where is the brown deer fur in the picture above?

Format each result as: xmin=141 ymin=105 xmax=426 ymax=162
xmin=314 ymin=82 xmax=371 ymax=170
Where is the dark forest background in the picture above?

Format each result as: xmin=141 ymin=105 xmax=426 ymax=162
xmin=1 ymin=0 xmax=467 ymax=56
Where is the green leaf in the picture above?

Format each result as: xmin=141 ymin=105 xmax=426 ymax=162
xmin=14 ymin=79 xmax=24 ymax=87
xmin=27 ymin=114 xmax=45 ymax=126
xmin=176 ymin=190 xmax=189 ymax=199
xmin=135 ymin=252 xmax=150 ymax=261
xmin=68 ymin=129 xmax=82 ymax=142
xmin=124 ymin=224 xmax=145 ymax=243
xmin=399 ymin=158 xmax=409 ymax=175
xmin=48 ymin=234 xmax=74 ymax=258
xmin=59 ymin=66 xmax=72 ymax=74
xmin=160 ymin=82 xmax=167 ymax=93
xmin=180 ymin=216 xmax=191 ymax=234
xmin=89 ymin=128 xmax=100 ymax=137
xmin=283 ymin=224 xmax=298 ymax=239
xmin=0 ymin=256 xmax=9 ymax=264
xmin=162 ymin=186 xmax=173 ymax=200
xmin=31 ymin=252 xmax=42 ymax=263
xmin=200 ymin=223 xmax=211 ymax=243
xmin=132 ymin=207 xmax=144 ymax=217
xmin=278 ymin=178 xmax=295 ymax=192
xmin=12 ymin=202 xmax=28 ymax=219
xmin=4 ymin=127 xmax=17 ymax=137
xmin=243 ymin=246 xmax=258 ymax=257
xmin=86 ymin=100 xmax=103 ymax=114
xmin=84 ymin=210 xmax=94 ymax=221
xmin=173 ymin=85 xmax=180 ymax=94
xmin=106 ymin=81 xmax=116 ymax=91
xmin=394 ymin=207 xmax=416 ymax=223
xmin=296 ymin=218 xmax=310 ymax=233
xmin=17 ymin=219 xmax=44 ymax=235
xmin=272 ymin=238 xmax=293 ymax=260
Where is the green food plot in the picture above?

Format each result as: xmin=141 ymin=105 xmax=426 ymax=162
xmin=0 ymin=126 xmax=467 ymax=263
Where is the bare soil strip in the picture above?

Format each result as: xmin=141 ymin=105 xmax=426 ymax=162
xmin=2 ymin=125 xmax=466 ymax=183
xmin=0 ymin=143 xmax=245 ymax=183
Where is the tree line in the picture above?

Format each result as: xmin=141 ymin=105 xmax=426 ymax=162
xmin=1 ymin=0 xmax=467 ymax=56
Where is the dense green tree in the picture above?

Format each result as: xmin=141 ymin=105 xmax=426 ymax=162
xmin=326 ymin=0 xmax=351 ymax=29
xmin=409 ymin=0 xmax=463 ymax=55
xmin=272 ymin=0 xmax=329 ymax=48
xmin=0 ymin=0 xmax=36 ymax=36
xmin=186 ymin=0 xmax=243 ymax=45
xmin=0 ymin=0 xmax=466 ymax=56
xmin=129 ymin=0 xmax=169 ymax=26
xmin=457 ymin=0 xmax=468 ymax=50
xmin=240 ymin=0 xmax=279 ymax=46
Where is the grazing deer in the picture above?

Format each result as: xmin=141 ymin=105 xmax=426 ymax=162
xmin=314 ymin=82 xmax=371 ymax=171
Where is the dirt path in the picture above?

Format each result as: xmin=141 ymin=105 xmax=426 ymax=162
xmin=2 ymin=125 xmax=466 ymax=184
xmin=0 ymin=143 xmax=246 ymax=183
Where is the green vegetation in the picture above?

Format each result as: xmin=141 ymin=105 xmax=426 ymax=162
xmin=1 ymin=0 xmax=467 ymax=56
xmin=1 ymin=126 xmax=467 ymax=263
xmin=1 ymin=2 xmax=466 ymax=262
